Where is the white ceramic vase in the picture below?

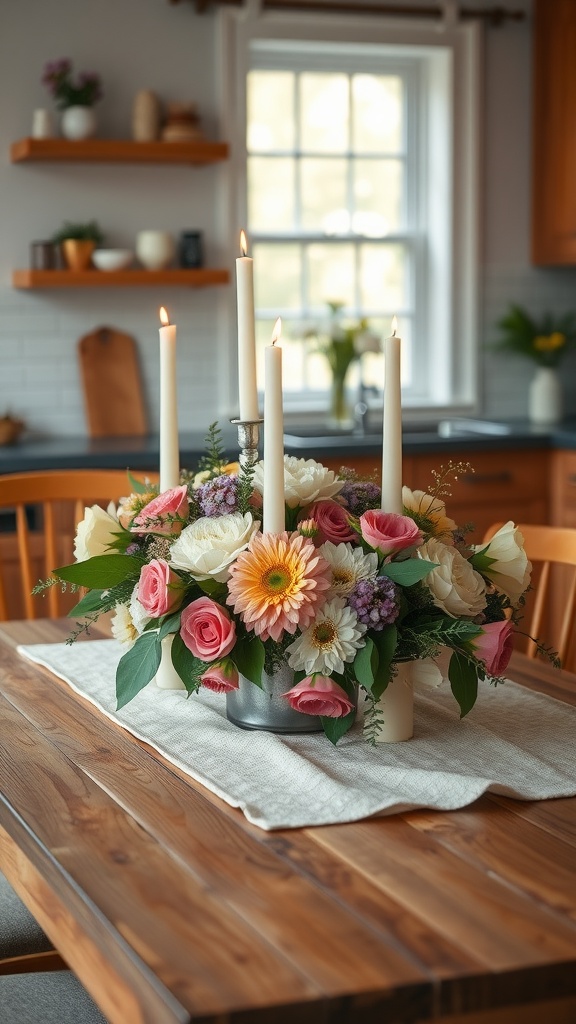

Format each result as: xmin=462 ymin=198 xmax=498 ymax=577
xmin=528 ymin=366 xmax=562 ymax=425
xmin=153 ymin=635 xmax=185 ymax=690
xmin=61 ymin=105 xmax=97 ymax=140
xmin=135 ymin=230 xmax=175 ymax=271
xmin=373 ymin=661 xmax=414 ymax=742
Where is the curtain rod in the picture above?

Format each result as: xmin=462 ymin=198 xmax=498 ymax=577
xmin=171 ymin=0 xmax=526 ymax=26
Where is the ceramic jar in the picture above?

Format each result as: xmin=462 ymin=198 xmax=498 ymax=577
xmin=132 ymin=90 xmax=161 ymax=141
xmin=135 ymin=230 xmax=175 ymax=271
xmin=528 ymin=366 xmax=562 ymax=425
xmin=61 ymin=105 xmax=97 ymax=141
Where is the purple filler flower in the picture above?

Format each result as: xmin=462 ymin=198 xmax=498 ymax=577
xmin=348 ymin=576 xmax=400 ymax=630
xmin=196 ymin=474 xmax=239 ymax=517
xmin=340 ymin=480 xmax=381 ymax=516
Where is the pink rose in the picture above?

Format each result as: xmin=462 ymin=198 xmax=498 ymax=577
xmin=359 ymin=509 xmax=422 ymax=556
xmin=470 ymin=620 xmax=514 ymax=675
xmin=305 ymin=501 xmax=357 ymax=545
xmin=131 ymin=485 xmax=189 ymax=536
xmin=200 ymin=659 xmax=239 ymax=693
xmin=138 ymin=559 xmax=185 ymax=617
xmin=282 ymin=675 xmax=355 ymax=718
xmin=180 ymin=596 xmax=236 ymax=661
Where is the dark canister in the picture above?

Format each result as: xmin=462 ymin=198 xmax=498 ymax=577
xmin=30 ymin=240 xmax=59 ymax=270
xmin=179 ymin=230 xmax=203 ymax=268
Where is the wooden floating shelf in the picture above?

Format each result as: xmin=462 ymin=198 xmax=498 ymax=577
xmin=10 ymin=137 xmax=229 ymax=165
xmin=12 ymin=268 xmax=230 ymax=289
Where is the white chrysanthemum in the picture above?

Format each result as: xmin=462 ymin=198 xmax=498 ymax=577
xmin=253 ymin=455 xmax=343 ymax=510
xmin=73 ymin=503 xmax=121 ymax=562
xmin=169 ymin=511 xmax=259 ymax=582
xmin=110 ymin=602 xmax=139 ymax=649
xmin=129 ymin=584 xmax=152 ymax=635
xmin=319 ymin=541 xmax=378 ymax=599
xmin=286 ymin=598 xmax=366 ymax=675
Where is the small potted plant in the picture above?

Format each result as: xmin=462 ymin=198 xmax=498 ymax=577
xmin=42 ymin=58 xmax=102 ymax=140
xmin=52 ymin=220 xmax=104 ymax=272
xmin=492 ymin=304 xmax=576 ymax=425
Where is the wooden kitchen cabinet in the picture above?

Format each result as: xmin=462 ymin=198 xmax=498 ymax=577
xmin=531 ymin=0 xmax=576 ymax=264
xmin=551 ymin=449 xmax=576 ymax=526
xmin=323 ymin=447 xmax=549 ymax=543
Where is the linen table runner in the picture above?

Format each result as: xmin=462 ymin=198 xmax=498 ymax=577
xmin=18 ymin=640 xmax=576 ymax=831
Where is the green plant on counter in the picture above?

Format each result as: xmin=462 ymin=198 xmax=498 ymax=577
xmin=492 ymin=304 xmax=576 ymax=368
xmin=51 ymin=221 xmax=104 ymax=245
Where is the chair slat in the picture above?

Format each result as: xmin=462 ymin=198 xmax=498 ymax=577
xmin=0 ymin=470 xmax=158 ymax=622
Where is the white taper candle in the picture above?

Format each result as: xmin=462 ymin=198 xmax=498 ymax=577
xmin=158 ymin=306 xmax=180 ymax=492
xmin=381 ymin=316 xmax=403 ymax=514
xmin=263 ymin=317 xmax=285 ymax=533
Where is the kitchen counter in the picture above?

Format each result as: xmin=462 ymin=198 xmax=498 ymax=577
xmin=0 ymin=419 xmax=575 ymax=475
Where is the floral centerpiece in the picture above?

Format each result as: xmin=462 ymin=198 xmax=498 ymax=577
xmin=38 ymin=427 xmax=556 ymax=746
xmin=42 ymin=58 xmax=102 ymax=109
xmin=303 ymin=301 xmax=381 ymax=428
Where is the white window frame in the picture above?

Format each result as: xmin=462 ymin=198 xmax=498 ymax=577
xmin=217 ymin=7 xmax=482 ymax=424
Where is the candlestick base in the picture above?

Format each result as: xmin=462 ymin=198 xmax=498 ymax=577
xmin=230 ymin=417 xmax=264 ymax=469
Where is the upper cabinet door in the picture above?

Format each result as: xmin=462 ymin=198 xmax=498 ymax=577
xmin=532 ymin=0 xmax=576 ymax=264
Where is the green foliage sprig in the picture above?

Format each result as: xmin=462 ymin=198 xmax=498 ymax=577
xmin=492 ymin=304 xmax=576 ymax=368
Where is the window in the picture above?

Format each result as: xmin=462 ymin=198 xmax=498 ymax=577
xmin=220 ymin=11 xmax=481 ymax=419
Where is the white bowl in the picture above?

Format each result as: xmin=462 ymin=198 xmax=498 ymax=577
xmin=92 ymin=248 xmax=134 ymax=271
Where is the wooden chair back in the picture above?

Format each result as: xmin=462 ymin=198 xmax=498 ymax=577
xmin=483 ymin=522 xmax=576 ymax=670
xmin=0 ymin=469 xmax=156 ymax=621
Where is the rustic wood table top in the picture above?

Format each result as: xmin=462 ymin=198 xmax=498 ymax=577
xmin=0 ymin=619 xmax=575 ymax=1024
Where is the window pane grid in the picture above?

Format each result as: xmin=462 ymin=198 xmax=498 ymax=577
xmin=247 ymin=63 xmax=417 ymax=403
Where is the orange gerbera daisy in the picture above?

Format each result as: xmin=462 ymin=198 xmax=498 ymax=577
xmin=226 ymin=531 xmax=331 ymax=642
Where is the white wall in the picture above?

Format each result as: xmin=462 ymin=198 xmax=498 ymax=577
xmin=0 ymin=0 xmax=574 ymax=438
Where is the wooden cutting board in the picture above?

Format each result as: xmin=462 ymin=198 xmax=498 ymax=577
xmin=78 ymin=326 xmax=148 ymax=437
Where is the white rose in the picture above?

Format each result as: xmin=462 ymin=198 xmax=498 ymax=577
xmin=253 ymin=455 xmax=343 ymax=510
xmin=419 ymin=537 xmax=486 ymax=618
xmin=473 ymin=521 xmax=532 ymax=606
xmin=169 ymin=511 xmax=258 ymax=582
xmin=73 ymin=503 xmax=122 ymax=562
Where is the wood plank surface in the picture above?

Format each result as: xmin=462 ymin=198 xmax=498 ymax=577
xmin=1 ymin=620 xmax=576 ymax=1024
xmin=10 ymin=138 xmax=229 ymax=164
xmin=12 ymin=268 xmax=230 ymax=289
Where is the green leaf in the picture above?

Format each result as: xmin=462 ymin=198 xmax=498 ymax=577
xmin=448 ymin=650 xmax=478 ymax=718
xmin=354 ymin=637 xmax=378 ymax=690
xmin=321 ymin=708 xmax=356 ymax=745
xmin=127 ymin=470 xmax=153 ymax=495
xmin=469 ymin=549 xmax=498 ymax=573
xmin=67 ymin=588 xmax=107 ymax=617
xmin=170 ymin=631 xmax=204 ymax=694
xmin=381 ymin=558 xmax=438 ymax=586
xmin=158 ymin=610 xmax=182 ymax=640
xmin=55 ymin=553 xmax=145 ymax=589
xmin=371 ymin=625 xmax=398 ymax=699
xmin=116 ymin=632 xmax=161 ymax=710
xmin=231 ymin=635 xmax=265 ymax=687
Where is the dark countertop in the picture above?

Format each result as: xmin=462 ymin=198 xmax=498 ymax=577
xmin=0 ymin=419 xmax=575 ymax=475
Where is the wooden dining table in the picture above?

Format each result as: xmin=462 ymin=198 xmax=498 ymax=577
xmin=0 ymin=618 xmax=575 ymax=1024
